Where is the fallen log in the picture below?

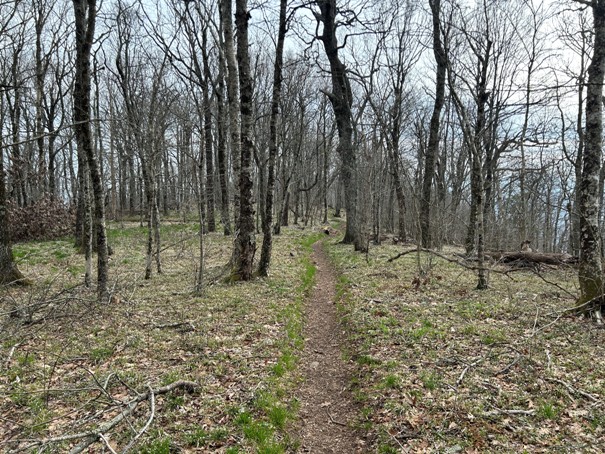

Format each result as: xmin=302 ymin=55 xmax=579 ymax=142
xmin=487 ymin=251 xmax=577 ymax=266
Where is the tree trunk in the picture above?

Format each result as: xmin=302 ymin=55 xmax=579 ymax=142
xmin=73 ymin=0 xmax=109 ymax=300
xmin=216 ymin=63 xmax=231 ymax=235
xmin=232 ymin=0 xmax=256 ymax=280
xmin=316 ymin=0 xmax=363 ymax=251
xmin=0 ymin=121 xmax=26 ymax=285
xmin=420 ymin=0 xmax=447 ymax=249
xmin=578 ymin=0 xmax=605 ymax=308
xmin=220 ymin=0 xmax=241 ymax=229
xmin=201 ymin=30 xmax=216 ymax=233
xmin=258 ymin=0 xmax=287 ymax=276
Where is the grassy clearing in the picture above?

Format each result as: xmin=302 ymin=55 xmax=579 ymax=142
xmin=0 ymin=221 xmax=322 ymax=452
xmin=325 ymin=239 xmax=605 ymax=453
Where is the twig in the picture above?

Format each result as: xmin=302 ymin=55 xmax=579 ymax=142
xmin=326 ymin=409 xmax=347 ymax=427
xmin=546 ymin=378 xmax=600 ymax=403
xmin=4 ymin=344 xmax=18 ymax=369
xmin=121 ymin=385 xmax=156 ymax=453
xmin=528 ymin=312 xmax=565 ymax=338
xmin=483 ymin=407 xmax=535 ymax=417
xmin=530 ymin=269 xmax=576 ymax=299
xmin=69 ymin=380 xmax=196 ymax=453
xmin=99 ymin=433 xmax=117 ymax=454
xmin=457 ymin=357 xmax=483 ymax=386
xmin=559 ymin=294 xmax=605 ymax=315
xmin=151 ymin=321 xmax=196 ymax=332
xmin=496 ymin=353 xmax=521 ymax=375
xmin=387 ymin=429 xmax=407 ymax=451
xmin=531 ymin=304 xmax=540 ymax=336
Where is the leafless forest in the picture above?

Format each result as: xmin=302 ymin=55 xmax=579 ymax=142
xmin=1 ymin=0 xmax=605 ymax=452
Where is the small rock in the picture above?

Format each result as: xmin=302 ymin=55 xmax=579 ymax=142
xmin=311 ymin=361 xmax=320 ymax=369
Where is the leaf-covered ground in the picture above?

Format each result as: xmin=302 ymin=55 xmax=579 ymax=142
xmin=324 ymin=239 xmax=605 ymax=453
xmin=1 ymin=221 xmax=322 ymax=453
xmin=3 ymin=222 xmax=605 ymax=453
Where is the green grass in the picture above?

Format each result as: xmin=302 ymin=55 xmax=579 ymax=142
xmin=89 ymin=346 xmax=113 ymax=363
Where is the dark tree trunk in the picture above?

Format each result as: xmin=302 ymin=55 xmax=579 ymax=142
xmin=232 ymin=0 xmax=256 ymax=280
xmin=316 ymin=0 xmax=364 ymax=251
xmin=72 ymin=0 xmax=109 ymax=300
xmin=0 ymin=131 xmax=26 ymax=285
xmin=420 ymin=0 xmax=447 ymax=249
xmin=258 ymin=0 xmax=287 ymax=277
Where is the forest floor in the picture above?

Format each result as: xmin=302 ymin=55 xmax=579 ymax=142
xmin=1 ymin=220 xmax=604 ymax=453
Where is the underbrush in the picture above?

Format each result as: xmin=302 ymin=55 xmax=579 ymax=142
xmin=325 ymin=240 xmax=605 ymax=453
xmin=0 ymin=221 xmax=322 ymax=452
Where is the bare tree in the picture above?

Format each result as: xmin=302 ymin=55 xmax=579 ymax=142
xmin=315 ymin=0 xmax=365 ymax=251
xmin=72 ymin=0 xmax=109 ymax=300
xmin=420 ymin=0 xmax=448 ymax=249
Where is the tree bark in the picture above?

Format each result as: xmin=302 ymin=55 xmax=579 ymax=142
xmin=220 ymin=0 xmax=241 ymax=229
xmin=316 ymin=0 xmax=364 ymax=251
xmin=421 ymin=0 xmax=447 ymax=249
xmin=216 ymin=59 xmax=231 ymax=235
xmin=0 ymin=118 xmax=26 ymax=285
xmin=232 ymin=0 xmax=256 ymax=280
xmin=201 ymin=29 xmax=216 ymax=233
xmin=72 ymin=0 xmax=109 ymax=300
xmin=578 ymin=0 xmax=605 ymax=307
xmin=259 ymin=0 xmax=287 ymax=277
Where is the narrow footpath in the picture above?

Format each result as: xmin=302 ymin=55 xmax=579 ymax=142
xmin=296 ymin=241 xmax=362 ymax=453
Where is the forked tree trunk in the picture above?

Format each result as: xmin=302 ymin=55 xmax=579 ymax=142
xmin=316 ymin=0 xmax=365 ymax=251
xmin=73 ymin=0 xmax=109 ymax=300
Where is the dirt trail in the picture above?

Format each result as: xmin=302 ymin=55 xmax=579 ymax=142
xmin=296 ymin=241 xmax=362 ymax=453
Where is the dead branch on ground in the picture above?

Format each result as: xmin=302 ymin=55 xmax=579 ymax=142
xmin=8 ymin=380 xmax=198 ymax=453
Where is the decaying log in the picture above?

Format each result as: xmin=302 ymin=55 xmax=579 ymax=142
xmin=487 ymin=251 xmax=577 ymax=266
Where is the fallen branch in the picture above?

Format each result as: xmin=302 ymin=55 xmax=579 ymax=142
xmin=69 ymin=380 xmax=196 ymax=453
xmin=15 ymin=380 xmax=197 ymax=453
xmin=150 ymin=321 xmax=196 ymax=332
xmin=487 ymin=251 xmax=577 ymax=266
xmin=457 ymin=357 xmax=484 ymax=386
xmin=546 ymin=378 xmax=600 ymax=403
xmin=483 ymin=407 xmax=536 ymax=417
xmin=387 ymin=248 xmax=514 ymax=278
xmin=548 ymin=293 xmax=605 ymax=318
xmin=121 ymin=385 xmax=156 ymax=453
